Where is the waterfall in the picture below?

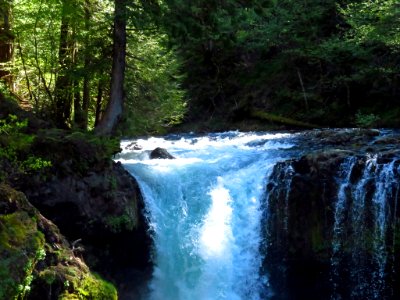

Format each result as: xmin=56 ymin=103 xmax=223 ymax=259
xmin=117 ymin=130 xmax=400 ymax=299
xmin=330 ymin=156 xmax=358 ymax=299
xmin=263 ymin=150 xmax=400 ymax=299
xmin=117 ymin=132 xmax=294 ymax=300
xmin=327 ymin=155 xmax=400 ymax=299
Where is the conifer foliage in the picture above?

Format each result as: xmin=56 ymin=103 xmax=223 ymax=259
xmin=0 ymin=0 xmax=399 ymax=132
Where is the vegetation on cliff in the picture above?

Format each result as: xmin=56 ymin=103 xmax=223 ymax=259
xmin=0 ymin=94 xmax=150 ymax=299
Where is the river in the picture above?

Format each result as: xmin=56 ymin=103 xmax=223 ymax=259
xmin=116 ymin=130 xmax=400 ymax=300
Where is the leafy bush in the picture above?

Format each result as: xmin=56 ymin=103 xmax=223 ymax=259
xmin=0 ymin=115 xmax=51 ymax=182
xmin=355 ymin=111 xmax=381 ymax=128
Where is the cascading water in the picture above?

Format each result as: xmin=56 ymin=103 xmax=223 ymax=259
xmin=329 ymin=155 xmax=400 ymax=299
xmin=330 ymin=156 xmax=358 ymax=298
xmin=116 ymin=132 xmax=295 ymax=300
xmin=116 ymin=129 xmax=400 ymax=299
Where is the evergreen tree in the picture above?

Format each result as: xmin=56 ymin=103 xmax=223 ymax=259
xmin=0 ymin=0 xmax=13 ymax=87
xmin=95 ymin=0 xmax=127 ymax=135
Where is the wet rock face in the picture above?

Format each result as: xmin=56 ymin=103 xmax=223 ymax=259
xmin=23 ymin=162 xmax=141 ymax=236
xmin=20 ymin=161 xmax=152 ymax=288
xmin=15 ymin=131 xmax=152 ymax=293
xmin=264 ymin=153 xmax=342 ymax=300
xmin=263 ymin=140 xmax=400 ymax=299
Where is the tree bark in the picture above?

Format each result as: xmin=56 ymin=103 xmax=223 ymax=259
xmin=54 ymin=0 xmax=73 ymax=128
xmin=81 ymin=0 xmax=91 ymax=130
xmin=95 ymin=0 xmax=126 ymax=135
xmin=73 ymin=79 xmax=84 ymax=126
xmin=94 ymin=80 xmax=104 ymax=127
xmin=0 ymin=0 xmax=13 ymax=87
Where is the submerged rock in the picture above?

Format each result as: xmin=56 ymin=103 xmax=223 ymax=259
xmin=126 ymin=141 xmax=143 ymax=150
xmin=150 ymin=147 xmax=175 ymax=159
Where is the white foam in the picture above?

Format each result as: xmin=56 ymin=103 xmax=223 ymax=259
xmin=117 ymin=131 xmax=294 ymax=300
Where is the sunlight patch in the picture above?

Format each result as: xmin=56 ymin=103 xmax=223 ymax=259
xmin=199 ymin=177 xmax=233 ymax=259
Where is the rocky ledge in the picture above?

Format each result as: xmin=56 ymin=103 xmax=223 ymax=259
xmin=264 ymin=129 xmax=400 ymax=299
xmin=15 ymin=130 xmax=152 ymax=298
xmin=0 ymin=96 xmax=151 ymax=299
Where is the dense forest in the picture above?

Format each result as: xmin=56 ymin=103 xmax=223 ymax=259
xmin=0 ymin=0 xmax=399 ymax=134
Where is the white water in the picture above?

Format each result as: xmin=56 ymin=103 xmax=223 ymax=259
xmin=330 ymin=155 xmax=400 ymax=299
xmin=116 ymin=132 xmax=294 ymax=300
xmin=330 ymin=157 xmax=358 ymax=299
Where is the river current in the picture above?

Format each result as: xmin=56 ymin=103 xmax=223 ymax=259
xmin=116 ymin=132 xmax=296 ymax=299
xmin=116 ymin=130 xmax=400 ymax=300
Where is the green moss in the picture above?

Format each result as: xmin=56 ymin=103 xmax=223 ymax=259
xmin=105 ymin=212 xmax=135 ymax=233
xmin=60 ymin=272 xmax=118 ymax=300
xmin=0 ymin=212 xmax=45 ymax=299
xmin=39 ymin=269 xmax=57 ymax=285
xmin=31 ymin=129 xmax=121 ymax=176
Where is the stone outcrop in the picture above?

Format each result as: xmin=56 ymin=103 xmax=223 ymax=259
xmin=0 ymin=95 xmax=152 ymax=299
xmin=263 ymin=130 xmax=400 ymax=299
xmin=14 ymin=131 xmax=152 ymax=296
xmin=0 ymin=184 xmax=118 ymax=300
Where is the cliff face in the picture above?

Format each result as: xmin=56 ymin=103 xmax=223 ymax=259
xmin=17 ymin=131 xmax=152 ymax=297
xmin=0 ymin=184 xmax=118 ymax=300
xmin=0 ymin=96 xmax=152 ymax=298
xmin=263 ymin=132 xmax=400 ymax=299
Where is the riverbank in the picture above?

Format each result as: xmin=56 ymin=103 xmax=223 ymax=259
xmin=0 ymin=94 xmax=151 ymax=299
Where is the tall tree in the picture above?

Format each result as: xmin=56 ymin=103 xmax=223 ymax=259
xmin=0 ymin=0 xmax=13 ymax=86
xmin=80 ymin=0 xmax=92 ymax=129
xmin=95 ymin=0 xmax=126 ymax=135
xmin=54 ymin=0 xmax=75 ymax=128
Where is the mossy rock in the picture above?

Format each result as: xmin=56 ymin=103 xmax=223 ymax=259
xmin=0 ymin=184 xmax=36 ymax=215
xmin=35 ymin=265 xmax=118 ymax=300
xmin=0 ymin=184 xmax=118 ymax=299
xmin=59 ymin=272 xmax=117 ymax=300
xmin=0 ymin=211 xmax=45 ymax=299
xmin=30 ymin=129 xmax=121 ymax=176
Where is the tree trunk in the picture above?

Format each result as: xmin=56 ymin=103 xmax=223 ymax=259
xmin=0 ymin=0 xmax=13 ymax=87
xmin=81 ymin=0 xmax=91 ymax=130
xmin=95 ymin=0 xmax=126 ymax=135
xmin=54 ymin=0 xmax=73 ymax=128
xmin=73 ymin=79 xmax=84 ymax=126
xmin=94 ymin=80 xmax=104 ymax=127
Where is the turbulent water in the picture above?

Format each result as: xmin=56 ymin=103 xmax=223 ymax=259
xmin=116 ymin=132 xmax=295 ymax=300
xmin=116 ymin=130 xmax=400 ymax=300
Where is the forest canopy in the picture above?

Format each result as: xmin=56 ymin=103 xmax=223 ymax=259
xmin=0 ymin=0 xmax=399 ymax=134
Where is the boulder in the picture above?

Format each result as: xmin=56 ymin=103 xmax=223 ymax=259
xmin=150 ymin=147 xmax=175 ymax=159
xmin=126 ymin=141 xmax=143 ymax=150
